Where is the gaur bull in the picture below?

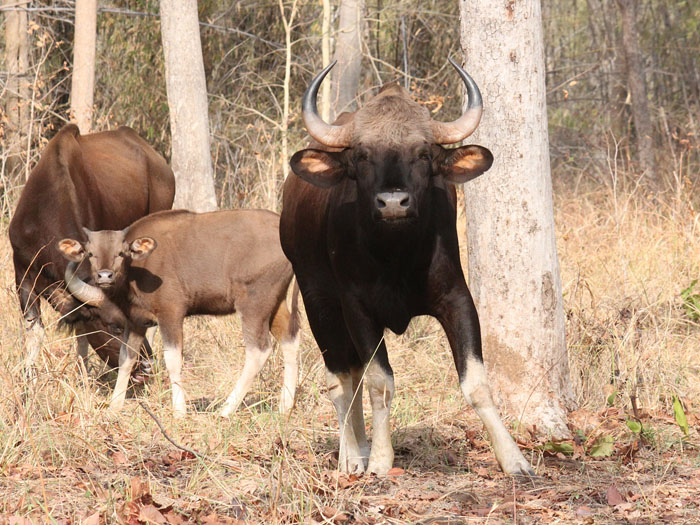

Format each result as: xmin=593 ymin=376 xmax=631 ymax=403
xmin=279 ymin=59 xmax=534 ymax=476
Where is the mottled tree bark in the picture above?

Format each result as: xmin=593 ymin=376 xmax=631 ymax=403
xmin=460 ymin=0 xmax=574 ymax=438
xmin=616 ymin=0 xmax=655 ymax=183
xmin=3 ymin=0 xmax=29 ymax=178
xmin=160 ymin=0 xmax=217 ymax=211
xmin=70 ymin=0 xmax=97 ymax=133
xmin=330 ymin=0 xmax=364 ymax=120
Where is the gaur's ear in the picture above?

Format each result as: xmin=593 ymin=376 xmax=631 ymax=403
xmin=129 ymin=237 xmax=157 ymax=260
xmin=290 ymin=149 xmax=346 ymax=189
xmin=440 ymin=145 xmax=493 ymax=184
xmin=57 ymin=239 xmax=85 ymax=262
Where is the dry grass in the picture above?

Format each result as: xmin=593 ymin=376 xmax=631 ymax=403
xmin=1 ymin=176 xmax=699 ymax=523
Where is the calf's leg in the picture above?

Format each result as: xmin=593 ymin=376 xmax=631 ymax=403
xmin=110 ymin=327 xmax=144 ymax=411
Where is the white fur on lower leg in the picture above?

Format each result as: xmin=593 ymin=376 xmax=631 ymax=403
xmin=326 ymin=368 xmax=366 ymax=474
xmin=220 ymin=344 xmax=272 ymax=417
xmin=350 ymin=368 xmax=370 ymax=459
xmin=365 ymin=360 xmax=395 ymax=475
xmin=163 ymin=342 xmax=186 ymax=417
xmin=23 ymin=319 xmax=45 ymax=375
xmin=460 ymin=356 xmax=534 ymax=475
xmin=110 ymin=335 xmax=139 ymax=412
xmin=278 ymin=335 xmax=299 ymax=414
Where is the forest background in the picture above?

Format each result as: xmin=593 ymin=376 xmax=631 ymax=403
xmin=1 ymin=0 xmax=700 ymax=522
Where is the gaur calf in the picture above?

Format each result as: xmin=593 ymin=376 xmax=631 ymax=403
xmin=57 ymin=209 xmax=300 ymax=417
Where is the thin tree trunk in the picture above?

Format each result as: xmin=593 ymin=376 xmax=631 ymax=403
xmin=330 ymin=0 xmax=364 ymax=120
xmin=279 ymin=0 xmax=298 ymax=182
xmin=616 ymin=0 xmax=655 ymax=182
xmin=70 ymin=0 xmax=97 ymax=133
xmin=460 ymin=0 xmax=574 ymax=438
xmin=160 ymin=0 xmax=217 ymax=212
xmin=3 ymin=0 xmax=29 ymax=178
xmin=320 ymin=0 xmax=332 ymax=122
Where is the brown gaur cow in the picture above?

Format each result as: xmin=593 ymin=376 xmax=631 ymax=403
xmin=278 ymin=59 xmax=534 ymax=476
xmin=9 ymin=124 xmax=175 ymax=378
xmin=57 ymin=209 xmax=300 ymax=417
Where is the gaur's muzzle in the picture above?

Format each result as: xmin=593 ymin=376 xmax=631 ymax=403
xmin=375 ymin=191 xmax=412 ymax=220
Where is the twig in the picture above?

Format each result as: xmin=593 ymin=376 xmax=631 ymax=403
xmin=138 ymin=401 xmax=242 ymax=472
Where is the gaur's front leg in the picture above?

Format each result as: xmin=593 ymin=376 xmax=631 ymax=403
xmin=433 ymin=283 xmax=534 ymax=476
xmin=110 ymin=326 xmax=144 ymax=412
xmin=341 ymin=301 xmax=395 ymax=475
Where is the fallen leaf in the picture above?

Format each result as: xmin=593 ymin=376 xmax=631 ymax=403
xmin=606 ymin=485 xmax=626 ymax=506
xmin=111 ymin=450 xmax=128 ymax=466
xmin=82 ymin=511 xmax=100 ymax=525
xmin=576 ymin=505 xmax=592 ymax=517
xmin=131 ymin=477 xmax=148 ymax=501
xmin=139 ymin=504 xmax=167 ymax=524
xmin=387 ymin=467 xmax=404 ymax=476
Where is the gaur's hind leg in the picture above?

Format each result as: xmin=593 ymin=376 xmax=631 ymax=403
xmin=270 ymin=298 xmax=300 ymax=414
xmin=159 ymin=318 xmax=187 ymax=417
xmin=220 ymin=310 xmax=273 ymax=417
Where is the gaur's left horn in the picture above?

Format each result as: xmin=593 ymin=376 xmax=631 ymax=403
xmin=431 ymin=58 xmax=483 ymax=144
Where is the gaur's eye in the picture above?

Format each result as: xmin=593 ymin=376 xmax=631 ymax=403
xmin=118 ymin=252 xmax=126 ymax=258
xmin=418 ymin=152 xmax=431 ymax=161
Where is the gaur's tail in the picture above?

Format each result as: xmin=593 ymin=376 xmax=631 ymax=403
xmin=288 ymin=277 xmax=300 ymax=340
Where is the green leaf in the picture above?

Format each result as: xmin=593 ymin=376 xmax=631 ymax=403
xmin=606 ymin=390 xmax=617 ymax=406
xmin=589 ymin=435 xmax=615 ymax=457
xmin=543 ymin=441 xmax=574 ymax=456
xmin=626 ymin=420 xmax=642 ymax=433
xmin=681 ymin=280 xmax=700 ymax=321
xmin=673 ymin=395 xmax=689 ymax=436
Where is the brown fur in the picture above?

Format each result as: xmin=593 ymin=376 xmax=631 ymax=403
xmin=65 ymin=209 xmax=300 ymax=413
xmin=9 ymin=123 xmax=175 ymax=370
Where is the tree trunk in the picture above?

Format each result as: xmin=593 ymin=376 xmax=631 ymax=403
xmin=460 ymin=0 xmax=574 ymax=438
xmin=70 ymin=0 xmax=97 ymax=133
xmin=616 ymin=0 xmax=655 ymax=183
xmin=330 ymin=0 xmax=364 ymax=120
xmin=3 ymin=0 xmax=29 ymax=178
xmin=320 ymin=0 xmax=332 ymax=122
xmin=160 ymin=0 xmax=217 ymax=212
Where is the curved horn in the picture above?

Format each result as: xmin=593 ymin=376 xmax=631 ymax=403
xmin=431 ymin=57 xmax=484 ymax=144
xmin=301 ymin=60 xmax=353 ymax=148
xmin=65 ymin=262 xmax=127 ymax=326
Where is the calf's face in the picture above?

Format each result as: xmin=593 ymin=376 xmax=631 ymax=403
xmin=58 ymin=228 xmax=157 ymax=291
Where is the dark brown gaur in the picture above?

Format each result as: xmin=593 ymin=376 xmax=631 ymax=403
xmin=279 ymin=59 xmax=534 ymax=476
xmin=9 ymin=123 xmax=175 ymax=379
xmin=58 ymin=209 xmax=300 ymax=417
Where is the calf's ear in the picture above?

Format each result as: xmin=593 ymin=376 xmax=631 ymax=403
xmin=290 ymin=149 xmax=345 ymax=188
xmin=57 ymin=239 xmax=85 ymax=262
xmin=441 ymin=145 xmax=493 ymax=184
xmin=129 ymin=237 xmax=157 ymax=260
